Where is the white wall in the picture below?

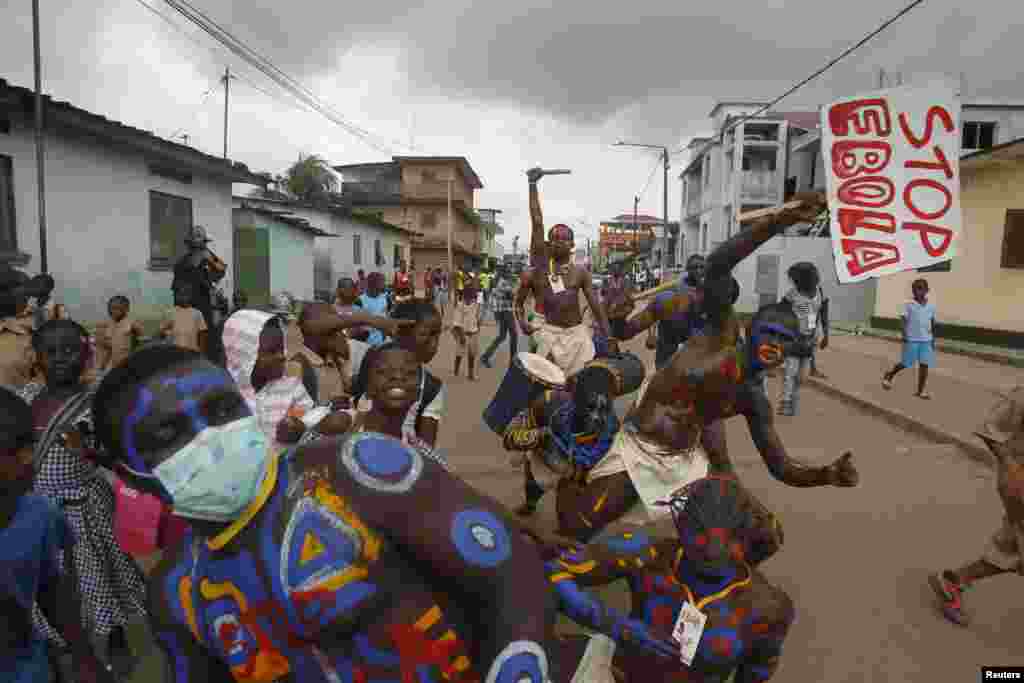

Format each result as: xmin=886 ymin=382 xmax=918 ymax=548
xmin=2 ymin=115 xmax=235 ymax=325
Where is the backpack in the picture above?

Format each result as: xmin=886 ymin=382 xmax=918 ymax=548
xmin=415 ymin=369 xmax=443 ymax=431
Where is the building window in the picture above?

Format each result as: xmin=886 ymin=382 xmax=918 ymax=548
xmin=353 ymin=234 xmax=362 ymax=264
xmin=1001 ymin=210 xmax=1024 ymax=269
xmin=374 ymin=239 xmax=384 ymax=266
xmin=422 ymin=211 xmax=438 ymax=229
xmin=0 ymin=155 xmax=16 ymax=256
xmin=149 ymin=190 xmax=193 ymax=268
xmin=962 ymin=122 xmax=996 ymax=150
xmin=393 ymin=244 xmax=401 ymax=266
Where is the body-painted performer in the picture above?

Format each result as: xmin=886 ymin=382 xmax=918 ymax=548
xmin=929 ymin=387 xmax=1024 ymax=626
xmin=91 ymin=344 xmax=562 ymax=683
xmin=564 ymin=192 xmax=858 ymax=546
xmin=19 ymin=320 xmax=147 ymax=675
xmin=547 ymin=476 xmax=795 ymax=683
xmin=504 ymin=363 xmax=621 ymax=517
xmin=515 ymin=168 xmax=614 ymax=379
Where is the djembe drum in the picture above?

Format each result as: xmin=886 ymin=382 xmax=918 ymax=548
xmin=483 ymin=352 xmax=566 ymax=435
xmin=583 ymin=352 xmax=646 ymax=397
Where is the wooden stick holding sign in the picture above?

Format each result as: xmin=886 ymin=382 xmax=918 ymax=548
xmin=737 ymin=200 xmax=806 ymax=224
xmin=633 ymin=279 xmax=680 ymax=302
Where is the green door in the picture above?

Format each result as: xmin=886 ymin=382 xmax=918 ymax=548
xmin=234 ymin=226 xmax=270 ymax=307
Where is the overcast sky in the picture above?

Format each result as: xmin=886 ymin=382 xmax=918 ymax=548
xmin=3 ymin=0 xmax=1020 ymax=250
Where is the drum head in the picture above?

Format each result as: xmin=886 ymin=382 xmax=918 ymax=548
xmin=516 ymin=352 xmax=566 ymax=388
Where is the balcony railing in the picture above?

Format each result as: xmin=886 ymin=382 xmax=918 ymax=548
xmin=341 ymin=181 xmax=401 ymax=204
xmin=402 ymin=181 xmax=471 ymax=203
xmin=740 ymin=170 xmax=780 ymax=202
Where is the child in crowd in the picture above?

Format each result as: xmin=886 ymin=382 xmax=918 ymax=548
xmin=160 ymin=282 xmax=207 ymax=354
xmin=0 ymin=387 xmax=114 ymax=683
xmin=777 ymin=262 xmax=829 ymax=416
xmin=19 ymin=320 xmax=147 ymax=677
xmin=357 ymin=273 xmax=390 ymax=347
xmin=222 ymin=310 xmax=352 ymax=452
xmin=95 ymin=295 xmax=143 ymax=375
xmin=882 ymin=278 xmax=936 ymax=399
xmin=451 ymin=278 xmax=481 ymax=380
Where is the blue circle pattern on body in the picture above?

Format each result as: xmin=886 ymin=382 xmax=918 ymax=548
xmin=485 ymin=641 xmax=549 ymax=683
xmin=339 ymin=432 xmax=424 ymax=494
xmin=450 ymin=509 xmax=512 ymax=569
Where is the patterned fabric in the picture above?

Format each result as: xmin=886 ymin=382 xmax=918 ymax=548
xmin=782 ymin=288 xmax=822 ymax=337
xmin=491 ymin=279 xmax=515 ymax=313
xmin=547 ymin=399 xmax=620 ymax=470
xmin=223 ymin=311 xmax=317 ymax=453
xmin=18 ymin=383 xmax=147 ymax=646
xmin=779 ymin=355 xmax=810 ymax=415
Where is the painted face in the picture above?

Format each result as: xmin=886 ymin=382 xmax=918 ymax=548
xmin=0 ymin=444 xmax=35 ymax=499
xmin=748 ymin=319 xmax=798 ymax=372
xmin=366 ymin=347 xmax=419 ymax=415
xmin=115 ymin=359 xmax=249 ymax=499
xmin=573 ymin=390 xmax=613 ymax=436
xmin=255 ymin=324 xmax=286 ymax=383
xmin=677 ymin=512 xmax=745 ymax=575
xmin=548 ymin=225 xmax=574 ymax=257
xmin=402 ymin=314 xmax=442 ymax=364
xmin=37 ymin=325 xmax=87 ymax=387
xmin=108 ymin=300 xmax=129 ymax=322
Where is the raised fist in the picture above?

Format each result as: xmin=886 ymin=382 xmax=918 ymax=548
xmin=828 ymin=451 xmax=858 ymax=487
xmin=526 ymin=167 xmax=545 ymax=184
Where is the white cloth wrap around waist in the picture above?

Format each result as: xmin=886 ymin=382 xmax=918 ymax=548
xmin=570 ymin=634 xmax=617 ymax=683
xmin=531 ymin=322 xmax=595 ymax=379
xmin=587 ymin=425 xmax=709 ymax=525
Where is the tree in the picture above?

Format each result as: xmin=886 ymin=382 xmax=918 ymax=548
xmin=284 ymin=154 xmax=338 ymax=202
xmin=248 ymin=173 xmax=290 ymax=200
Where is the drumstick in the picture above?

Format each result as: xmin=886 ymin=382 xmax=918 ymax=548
xmin=633 ymin=279 xmax=679 ymax=302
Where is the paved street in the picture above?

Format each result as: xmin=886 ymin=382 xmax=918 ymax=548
xmin=123 ymin=323 xmax=1024 ymax=681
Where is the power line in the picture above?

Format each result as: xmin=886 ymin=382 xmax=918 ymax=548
xmin=720 ymin=0 xmax=926 ymax=140
xmin=636 ymin=154 xmax=662 ymax=202
xmin=168 ymin=85 xmax=216 ymax=140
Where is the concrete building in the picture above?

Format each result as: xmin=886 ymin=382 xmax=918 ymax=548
xmin=599 ymin=213 xmax=658 ymax=265
xmin=239 ymin=196 xmax=418 ymax=302
xmin=476 ymin=207 xmax=505 ymax=263
xmin=871 ymin=138 xmax=1024 ymax=346
xmin=335 ymin=156 xmax=484 ymax=271
xmin=0 ymin=78 xmax=266 ymax=324
xmin=231 ymin=199 xmax=334 ymax=305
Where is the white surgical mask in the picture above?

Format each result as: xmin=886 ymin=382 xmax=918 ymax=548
xmin=152 ymin=416 xmax=269 ymax=522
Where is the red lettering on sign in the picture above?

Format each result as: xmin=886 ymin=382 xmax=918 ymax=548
xmin=831 ymin=140 xmax=892 ymax=179
xmin=828 ymin=98 xmax=893 ymax=137
xmin=904 ymin=145 xmax=954 ymax=179
xmin=902 ymin=222 xmax=954 ymax=257
xmin=837 ymin=207 xmax=896 ymax=236
xmin=840 ymin=239 xmax=901 ymax=277
xmin=903 ymin=178 xmax=952 ymax=221
xmin=898 ymin=106 xmax=954 ymax=148
xmin=837 ymin=175 xmax=895 ymax=208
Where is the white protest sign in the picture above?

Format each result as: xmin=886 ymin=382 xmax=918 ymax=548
xmin=821 ymin=81 xmax=961 ymax=283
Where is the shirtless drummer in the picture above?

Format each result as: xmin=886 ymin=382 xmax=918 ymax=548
xmin=555 ymin=192 xmax=859 ymax=551
xmin=515 ymin=168 xmax=615 ymax=379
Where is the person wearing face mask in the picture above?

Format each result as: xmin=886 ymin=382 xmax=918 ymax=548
xmin=16 ymin=320 xmax=147 ymax=678
xmin=564 ymin=192 xmax=858 ymax=546
xmin=502 ymin=365 xmax=623 ymax=520
xmin=222 ymin=310 xmax=351 ymax=452
xmin=546 ymin=476 xmax=796 ymax=683
xmin=89 ymin=344 xmax=563 ymax=683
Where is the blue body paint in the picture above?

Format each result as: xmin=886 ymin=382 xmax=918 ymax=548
xmin=450 ymin=509 xmax=512 ymax=569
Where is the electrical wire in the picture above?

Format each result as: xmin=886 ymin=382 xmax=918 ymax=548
xmin=719 ymin=0 xmax=926 ymax=140
xmin=167 ymin=85 xmax=215 ymax=142
xmin=637 ymin=154 xmax=662 ymax=201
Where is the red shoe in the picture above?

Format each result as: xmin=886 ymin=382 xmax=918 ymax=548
xmin=928 ymin=571 xmax=970 ymax=626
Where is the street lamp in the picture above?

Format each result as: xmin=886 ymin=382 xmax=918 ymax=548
xmin=615 ymin=141 xmax=670 ymax=280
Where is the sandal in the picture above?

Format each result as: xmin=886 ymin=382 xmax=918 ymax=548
xmin=916 ymin=391 xmax=932 ymax=400
xmin=882 ymin=377 xmax=893 ymax=390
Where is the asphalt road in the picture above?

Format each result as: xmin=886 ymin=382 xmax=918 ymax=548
xmin=121 ymin=321 xmax=1024 ymax=682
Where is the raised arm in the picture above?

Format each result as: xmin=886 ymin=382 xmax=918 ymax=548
xmin=742 ymin=383 xmax=858 ymax=487
xmin=545 ymin=533 xmax=677 ymax=658
xmin=705 ymin=192 xmax=826 ymax=281
xmin=579 ymin=270 xmax=611 ymax=338
xmin=527 ymin=170 xmax=548 ymax=267
xmin=609 ymin=290 xmax=687 ymax=341
xmin=329 ymin=438 xmax=556 ymax=681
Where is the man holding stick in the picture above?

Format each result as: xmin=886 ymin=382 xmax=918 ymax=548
xmin=515 ymin=168 xmax=615 ymax=380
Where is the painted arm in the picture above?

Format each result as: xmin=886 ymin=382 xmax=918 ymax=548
xmin=580 ymin=270 xmax=611 ymax=338
xmin=610 ymin=291 xmax=685 ymax=341
xmin=528 ymin=178 xmax=548 ymax=267
xmin=332 ymin=446 xmax=556 ymax=681
xmin=545 ymin=535 xmax=677 ymax=658
xmin=743 ymin=384 xmax=859 ymax=487
xmin=733 ymin=592 xmax=795 ymax=683
xmin=705 ymin=192 xmax=826 ymax=282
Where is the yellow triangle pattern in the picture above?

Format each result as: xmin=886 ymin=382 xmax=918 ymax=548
xmin=300 ymin=532 xmax=325 ymax=565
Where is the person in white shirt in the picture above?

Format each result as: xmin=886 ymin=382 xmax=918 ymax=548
xmin=778 ymin=262 xmax=829 ymax=416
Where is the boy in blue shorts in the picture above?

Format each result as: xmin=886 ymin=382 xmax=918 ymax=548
xmin=882 ymin=278 xmax=936 ymax=399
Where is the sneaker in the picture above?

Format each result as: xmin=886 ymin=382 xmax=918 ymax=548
xmin=928 ymin=571 xmax=970 ymax=626
xmin=882 ymin=376 xmax=893 ymax=390
xmin=916 ymin=391 xmax=932 ymax=400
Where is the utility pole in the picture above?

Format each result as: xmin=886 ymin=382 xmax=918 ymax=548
xmin=32 ymin=0 xmax=48 ymax=273
xmin=633 ymin=195 xmax=639 ymax=254
xmin=222 ymin=66 xmax=231 ymax=159
xmin=662 ymin=147 xmax=669 ymax=277
xmin=446 ymin=179 xmax=453 ymax=274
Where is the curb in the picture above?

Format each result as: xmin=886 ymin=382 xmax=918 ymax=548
xmin=804 ymin=376 xmax=995 ymax=468
xmin=835 ymin=327 xmax=1024 ymax=368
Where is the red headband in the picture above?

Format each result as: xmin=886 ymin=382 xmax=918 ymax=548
xmin=548 ymin=224 xmax=574 ymax=241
